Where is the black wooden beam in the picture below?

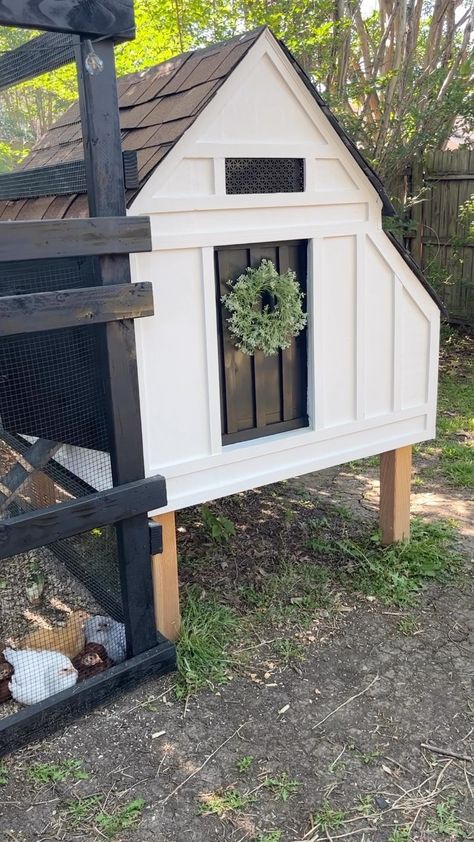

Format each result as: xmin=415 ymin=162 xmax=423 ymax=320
xmin=0 ymin=151 xmax=139 ymax=201
xmin=0 ymin=282 xmax=154 ymax=336
xmin=0 ymin=639 xmax=176 ymax=758
xmin=0 ymin=474 xmax=167 ymax=560
xmin=0 ymin=217 xmax=152 ymax=262
xmin=0 ymin=0 xmax=135 ymax=38
xmin=75 ymin=38 xmax=158 ymax=659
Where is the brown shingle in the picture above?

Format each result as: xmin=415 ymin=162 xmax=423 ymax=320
xmin=14 ymin=27 xmax=266 ymax=219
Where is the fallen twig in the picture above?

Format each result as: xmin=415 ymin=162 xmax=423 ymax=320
xmin=312 ymin=675 xmax=379 ymax=730
xmin=160 ymin=722 xmax=248 ymax=805
xmin=421 ymin=742 xmax=472 ymax=763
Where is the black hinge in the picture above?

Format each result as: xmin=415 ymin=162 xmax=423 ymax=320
xmin=149 ymin=520 xmax=163 ymax=555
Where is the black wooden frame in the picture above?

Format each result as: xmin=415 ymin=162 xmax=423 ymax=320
xmin=0 ymin=6 xmax=175 ymax=756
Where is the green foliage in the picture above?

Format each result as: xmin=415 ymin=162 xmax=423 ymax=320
xmin=254 ymin=832 xmax=282 ymax=842
xmin=429 ymin=798 xmax=465 ymax=838
xmin=388 ymin=827 xmax=411 ymax=842
xmin=339 ymin=517 xmax=463 ymax=606
xmin=222 ymin=259 xmax=307 ymax=357
xmin=458 ymin=194 xmax=474 ymax=242
xmin=397 ymin=616 xmax=421 ymax=636
xmin=264 ymin=772 xmax=300 ymax=802
xmin=237 ymin=755 xmax=254 ymax=773
xmin=311 ymin=803 xmax=346 ymax=831
xmin=198 ymin=788 xmax=254 ymax=816
xmin=96 ymin=798 xmax=145 ymax=837
xmin=239 ymin=558 xmax=332 ymax=626
xmin=27 ymin=759 xmax=89 ymax=784
xmin=0 ymin=764 xmax=8 ymax=785
xmin=199 ymin=505 xmax=235 ymax=543
xmin=61 ymin=795 xmax=101 ymax=828
xmin=176 ymin=585 xmax=237 ymax=698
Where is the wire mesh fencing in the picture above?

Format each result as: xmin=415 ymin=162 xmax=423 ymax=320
xmin=0 ymin=256 xmax=128 ymax=721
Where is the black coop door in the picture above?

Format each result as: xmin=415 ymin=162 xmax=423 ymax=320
xmin=215 ymin=240 xmax=309 ymax=444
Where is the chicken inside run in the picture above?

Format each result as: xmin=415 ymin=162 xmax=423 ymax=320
xmin=0 ymin=543 xmax=126 ymax=716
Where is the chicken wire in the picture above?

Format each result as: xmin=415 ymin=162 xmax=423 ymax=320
xmin=0 ymin=257 xmax=126 ymax=721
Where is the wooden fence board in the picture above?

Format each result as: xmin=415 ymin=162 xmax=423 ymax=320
xmin=410 ymin=149 xmax=473 ymax=324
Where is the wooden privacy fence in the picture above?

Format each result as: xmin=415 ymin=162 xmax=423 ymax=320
xmin=409 ymin=149 xmax=474 ymax=325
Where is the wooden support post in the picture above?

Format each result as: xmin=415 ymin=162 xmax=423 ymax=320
xmin=379 ymin=446 xmax=412 ymax=545
xmin=151 ymin=512 xmax=181 ymax=641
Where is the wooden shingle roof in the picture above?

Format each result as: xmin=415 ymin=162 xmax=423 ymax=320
xmin=0 ymin=28 xmax=265 ymax=221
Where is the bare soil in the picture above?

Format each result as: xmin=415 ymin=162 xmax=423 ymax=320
xmin=0 ymin=461 xmax=472 ymax=842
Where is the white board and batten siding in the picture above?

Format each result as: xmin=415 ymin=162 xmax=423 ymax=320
xmin=128 ymin=29 xmax=439 ymax=514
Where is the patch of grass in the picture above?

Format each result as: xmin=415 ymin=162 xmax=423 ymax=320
xmin=198 ymin=788 xmax=254 ymax=817
xmin=272 ymin=638 xmax=306 ymax=665
xmin=397 ymin=616 xmax=421 ymax=636
xmin=416 ymin=347 xmax=473 ymax=489
xmin=236 ymin=755 xmax=254 ymax=773
xmin=27 ymin=759 xmax=88 ymax=784
xmin=0 ymin=764 xmax=8 ymax=785
xmin=339 ymin=517 xmax=463 ymax=605
xmin=264 ymin=772 xmax=300 ymax=802
xmin=61 ymin=795 xmax=101 ymax=828
xmin=388 ymin=826 xmax=411 ymax=842
xmin=355 ymin=748 xmax=381 ymax=765
xmin=176 ymin=585 xmax=237 ymax=699
xmin=429 ymin=798 xmax=465 ymax=838
xmin=254 ymin=832 xmax=282 ymax=842
xmin=357 ymin=795 xmax=373 ymax=816
xmin=311 ymin=803 xmax=346 ymax=831
xmin=96 ymin=798 xmax=145 ymax=838
xmin=199 ymin=505 xmax=236 ymax=543
xmin=240 ymin=559 xmax=333 ymax=627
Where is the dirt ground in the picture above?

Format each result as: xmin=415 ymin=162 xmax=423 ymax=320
xmin=0 ymin=456 xmax=472 ymax=842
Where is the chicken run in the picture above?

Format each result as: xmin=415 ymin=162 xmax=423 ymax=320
xmin=0 ymin=538 xmax=127 ymax=715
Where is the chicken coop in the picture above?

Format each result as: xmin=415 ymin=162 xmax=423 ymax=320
xmin=0 ymin=1 xmax=175 ymax=755
xmin=0 ymin=19 xmax=443 ymax=750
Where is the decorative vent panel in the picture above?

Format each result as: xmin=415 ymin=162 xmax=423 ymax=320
xmin=225 ymin=158 xmax=304 ymax=194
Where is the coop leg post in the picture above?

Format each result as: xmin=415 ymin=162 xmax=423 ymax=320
xmin=379 ymin=446 xmax=412 ymax=545
xmin=151 ymin=512 xmax=181 ymax=641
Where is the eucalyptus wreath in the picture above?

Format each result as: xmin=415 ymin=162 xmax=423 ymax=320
xmin=221 ymin=259 xmax=307 ymax=357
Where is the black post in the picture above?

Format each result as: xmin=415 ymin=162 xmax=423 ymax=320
xmin=74 ymin=38 xmax=158 ymax=656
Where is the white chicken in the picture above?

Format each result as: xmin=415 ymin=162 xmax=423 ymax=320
xmin=3 ymin=647 xmax=78 ymax=705
xmin=85 ymin=615 xmax=127 ymax=663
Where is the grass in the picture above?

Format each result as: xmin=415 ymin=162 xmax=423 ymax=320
xmin=176 ymin=585 xmax=237 ymax=699
xmin=338 ymin=517 xmax=463 ymax=606
xmin=398 ymin=615 xmax=421 ymax=635
xmin=254 ymin=833 xmax=282 ymax=842
xmin=263 ymin=772 xmax=300 ymax=802
xmin=310 ymin=803 xmax=346 ymax=831
xmin=27 ymin=759 xmax=89 ymax=784
xmin=96 ymin=798 xmax=145 ymax=837
xmin=416 ymin=331 xmax=473 ymax=489
xmin=239 ymin=558 xmax=333 ymax=627
xmin=0 ymin=764 xmax=8 ymax=785
xmin=237 ymin=755 xmax=254 ymax=773
xmin=61 ymin=795 xmax=101 ymax=828
xmin=198 ymin=787 xmax=254 ymax=817
xmin=428 ymin=798 xmax=465 ymax=838
xmin=387 ymin=827 xmax=411 ymax=842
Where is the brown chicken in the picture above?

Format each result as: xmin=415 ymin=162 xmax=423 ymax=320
xmin=20 ymin=610 xmax=90 ymax=659
xmin=72 ymin=642 xmax=113 ymax=682
xmin=0 ymin=654 xmax=13 ymax=703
